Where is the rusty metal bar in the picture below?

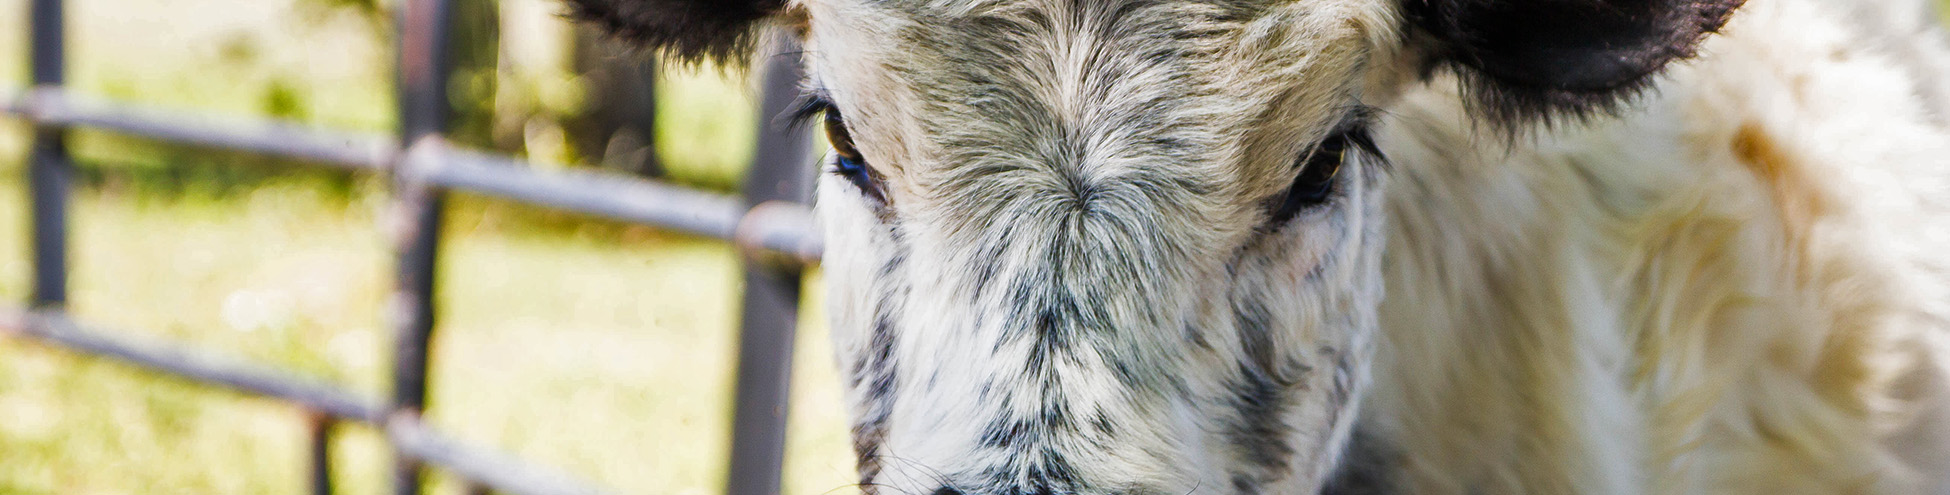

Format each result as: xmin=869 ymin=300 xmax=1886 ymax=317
xmin=386 ymin=416 xmax=608 ymax=495
xmin=307 ymin=412 xmax=337 ymax=495
xmin=27 ymin=0 xmax=70 ymax=309
xmin=0 ymin=309 xmax=385 ymax=423
xmin=389 ymin=0 xmax=455 ymax=493
xmin=724 ymin=35 xmax=817 ymax=495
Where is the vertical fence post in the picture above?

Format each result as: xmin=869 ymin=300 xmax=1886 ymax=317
xmin=724 ymin=34 xmax=815 ymax=495
xmin=307 ymin=413 xmax=336 ymax=495
xmin=27 ymin=0 xmax=69 ymax=310
xmin=390 ymin=0 xmax=454 ymax=493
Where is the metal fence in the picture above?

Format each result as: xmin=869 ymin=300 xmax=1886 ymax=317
xmin=0 ymin=0 xmax=824 ymax=494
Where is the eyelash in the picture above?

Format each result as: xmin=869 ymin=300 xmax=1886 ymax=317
xmin=786 ymin=94 xmax=837 ymax=129
xmin=1265 ymin=117 xmax=1382 ymax=226
xmin=791 ymin=96 xmax=1384 ymax=215
xmin=791 ymin=95 xmax=886 ymax=203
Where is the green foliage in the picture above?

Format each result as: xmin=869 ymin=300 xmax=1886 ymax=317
xmin=307 ymin=0 xmax=385 ymax=19
xmin=655 ymin=68 xmax=759 ymax=191
xmin=293 ymin=0 xmax=389 ymax=35
xmin=263 ymin=77 xmax=310 ymax=122
xmin=444 ymin=0 xmax=504 ymax=151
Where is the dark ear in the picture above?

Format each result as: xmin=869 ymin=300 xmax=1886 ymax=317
xmin=566 ymin=0 xmax=785 ymax=65
xmin=1403 ymin=0 xmax=1745 ymax=124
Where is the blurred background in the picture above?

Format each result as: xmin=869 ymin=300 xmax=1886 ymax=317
xmin=0 ymin=0 xmax=853 ymax=494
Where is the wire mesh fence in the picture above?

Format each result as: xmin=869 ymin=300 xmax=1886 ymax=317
xmin=0 ymin=0 xmax=823 ymax=493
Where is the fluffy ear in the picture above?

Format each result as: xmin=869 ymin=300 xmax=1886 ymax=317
xmin=1403 ymin=0 xmax=1745 ymax=124
xmin=566 ymin=0 xmax=785 ymax=65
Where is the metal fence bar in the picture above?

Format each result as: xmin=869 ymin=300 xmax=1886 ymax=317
xmin=387 ymin=416 xmax=609 ymax=495
xmin=0 ymin=89 xmax=823 ymax=258
xmin=414 ymin=142 xmax=744 ymax=239
xmin=27 ymin=0 xmax=69 ymax=309
xmin=18 ymin=89 xmax=392 ymax=170
xmin=724 ymin=36 xmax=818 ymax=495
xmin=736 ymin=201 xmax=823 ymax=267
xmin=307 ymin=412 xmax=337 ymax=495
xmin=389 ymin=0 xmax=456 ymax=493
xmin=0 ymin=306 xmax=609 ymax=495
xmin=388 ymin=155 xmax=449 ymax=495
xmin=0 ymin=308 xmax=386 ymax=423
xmin=10 ymin=2 xmax=830 ymax=493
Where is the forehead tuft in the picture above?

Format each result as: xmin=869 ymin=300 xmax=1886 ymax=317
xmin=851 ymin=0 xmax=1273 ymax=18
xmin=803 ymin=0 xmax=1394 ymax=210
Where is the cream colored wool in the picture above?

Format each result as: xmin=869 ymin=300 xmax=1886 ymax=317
xmin=781 ymin=0 xmax=1950 ymax=492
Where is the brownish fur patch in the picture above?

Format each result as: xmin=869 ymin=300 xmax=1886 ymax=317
xmin=1729 ymin=121 xmax=1885 ymax=410
xmin=1730 ymin=121 xmax=1830 ymax=248
xmin=1728 ymin=120 xmax=1894 ymax=485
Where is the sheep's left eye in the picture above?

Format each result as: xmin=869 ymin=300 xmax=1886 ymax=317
xmin=824 ymin=108 xmax=885 ymax=203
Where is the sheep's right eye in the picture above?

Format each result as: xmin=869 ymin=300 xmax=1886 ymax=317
xmin=1267 ymin=132 xmax=1350 ymax=224
xmin=823 ymin=108 xmax=885 ymax=203
xmin=1263 ymin=120 xmax=1380 ymax=226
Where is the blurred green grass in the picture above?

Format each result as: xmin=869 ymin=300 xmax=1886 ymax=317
xmin=0 ymin=0 xmax=851 ymax=494
xmin=0 ymin=177 xmax=856 ymax=495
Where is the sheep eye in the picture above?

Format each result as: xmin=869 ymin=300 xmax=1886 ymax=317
xmin=823 ymin=108 xmax=885 ymax=203
xmin=1267 ymin=131 xmax=1351 ymax=224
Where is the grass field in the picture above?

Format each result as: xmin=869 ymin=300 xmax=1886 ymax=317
xmin=0 ymin=174 xmax=857 ymax=495
xmin=0 ymin=1 xmax=853 ymax=494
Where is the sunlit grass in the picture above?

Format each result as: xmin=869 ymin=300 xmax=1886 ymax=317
xmin=0 ymin=0 xmax=756 ymax=192
xmin=0 ymin=0 xmax=851 ymax=493
xmin=0 ymin=172 xmax=855 ymax=495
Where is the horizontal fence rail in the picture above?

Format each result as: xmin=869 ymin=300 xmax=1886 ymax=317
xmin=0 ymin=308 xmax=385 ymax=425
xmin=0 ymin=308 xmax=607 ymax=495
xmin=0 ymin=88 xmax=822 ymax=260
xmin=2 ymin=0 xmax=826 ymax=493
xmin=15 ymin=88 xmax=395 ymax=170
